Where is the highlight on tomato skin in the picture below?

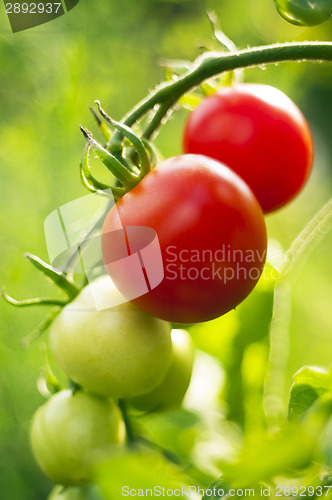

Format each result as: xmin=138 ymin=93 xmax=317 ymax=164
xmin=101 ymin=154 xmax=267 ymax=325
xmin=183 ymin=84 xmax=314 ymax=214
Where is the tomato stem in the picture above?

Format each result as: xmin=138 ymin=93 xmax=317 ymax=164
xmin=118 ymin=399 xmax=136 ymax=447
xmin=109 ymin=41 xmax=332 ymax=146
xmin=280 ymin=196 xmax=332 ymax=279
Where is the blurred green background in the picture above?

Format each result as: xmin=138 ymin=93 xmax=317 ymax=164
xmin=1 ymin=0 xmax=332 ymax=498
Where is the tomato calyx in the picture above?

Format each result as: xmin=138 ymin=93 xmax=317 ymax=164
xmin=79 ymin=102 xmax=157 ymax=200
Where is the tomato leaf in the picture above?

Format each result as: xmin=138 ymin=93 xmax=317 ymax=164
xmin=94 ymin=448 xmax=193 ymax=500
xmin=288 ymin=366 xmax=332 ymax=421
xmin=202 ymin=394 xmax=332 ymax=498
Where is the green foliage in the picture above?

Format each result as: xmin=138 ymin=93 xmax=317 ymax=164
xmin=288 ymin=366 xmax=332 ymax=420
xmin=2 ymin=0 xmax=332 ymax=499
xmin=95 ymin=449 xmax=193 ymax=499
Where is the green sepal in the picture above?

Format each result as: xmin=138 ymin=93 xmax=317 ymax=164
xmin=89 ymin=106 xmax=112 ymax=142
xmin=80 ymin=145 xmax=126 ymax=200
xmin=1 ymin=288 xmax=67 ymax=307
xmin=80 ymin=126 xmax=138 ymax=189
xmin=25 ymin=253 xmax=80 ymax=300
xmin=178 ymin=93 xmax=202 ymax=110
xmin=95 ymin=101 xmax=151 ymax=179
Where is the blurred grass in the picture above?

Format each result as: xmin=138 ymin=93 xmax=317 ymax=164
xmin=1 ymin=0 xmax=332 ymax=498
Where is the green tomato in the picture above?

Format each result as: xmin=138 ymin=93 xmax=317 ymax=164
xmin=129 ymin=329 xmax=195 ymax=412
xmin=31 ymin=390 xmax=125 ymax=486
xmin=50 ymin=276 xmax=172 ymax=398
xmin=275 ymin=0 xmax=331 ymax=26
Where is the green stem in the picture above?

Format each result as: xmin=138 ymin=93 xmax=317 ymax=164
xmin=63 ymin=198 xmax=114 ymax=274
xmin=118 ymin=399 xmax=136 ymax=447
xmin=142 ymin=100 xmax=175 ymax=140
xmin=263 ymin=281 xmax=292 ymax=431
xmin=280 ymin=197 xmax=332 ymax=279
xmin=110 ymin=41 xmax=332 ymax=145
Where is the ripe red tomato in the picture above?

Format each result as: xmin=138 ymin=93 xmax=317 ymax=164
xmin=102 ymin=154 xmax=267 ymax=324
xmin=183 ymin=84 xmax=314 ymax=213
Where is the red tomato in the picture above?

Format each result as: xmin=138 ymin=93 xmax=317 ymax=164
xmin=102 ymin=155 xmax=267 ymax=324
xmin=183 ymin=84 xmax=314 ymax=213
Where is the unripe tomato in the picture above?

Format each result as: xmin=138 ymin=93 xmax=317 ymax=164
xmin=30 ymin=390 xmax=125 ymax=486
xmin=102 ymin=154 xmax=267 ymax=324
xmin=50 ymin=276 xmax=172 ymax=398
xmin=183 ymin=84 xmax=314 ymax=213
xmin=275 ymin=0 xmax=331 ymax=26
xmin=129 ymin=329 xmax=195 ymax=412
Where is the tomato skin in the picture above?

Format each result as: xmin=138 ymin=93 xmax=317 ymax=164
xmin=129 ymin=329 xmax=195 ymax=412
xmin=50 ymin=276 xmax=172 ymax=398
xmin=30 ymin=390 xmax=125 ymax=486
xmin=183 ymin=84 xmax=314 ymax=213
xmin=102 ymin=154 xmax=267 ymax=324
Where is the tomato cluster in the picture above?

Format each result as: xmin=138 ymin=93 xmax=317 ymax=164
xmin=31 ymin=277 xmax=195 ymax=496
xmin=29 ymin=82 xmax=314 ymax=498
xmin=102 ymin=84 xmax=313 ymax=325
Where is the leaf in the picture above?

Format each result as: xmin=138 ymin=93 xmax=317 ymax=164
xmin=204 ymin=394 xmax=332 ymax=496
xmin=202 ymin=478 xmax=229 ymax=499
xmin=288 ymin=366 xmax=331 ymax=420
xmin=94 ymin=448 xmax=194 ymax=500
